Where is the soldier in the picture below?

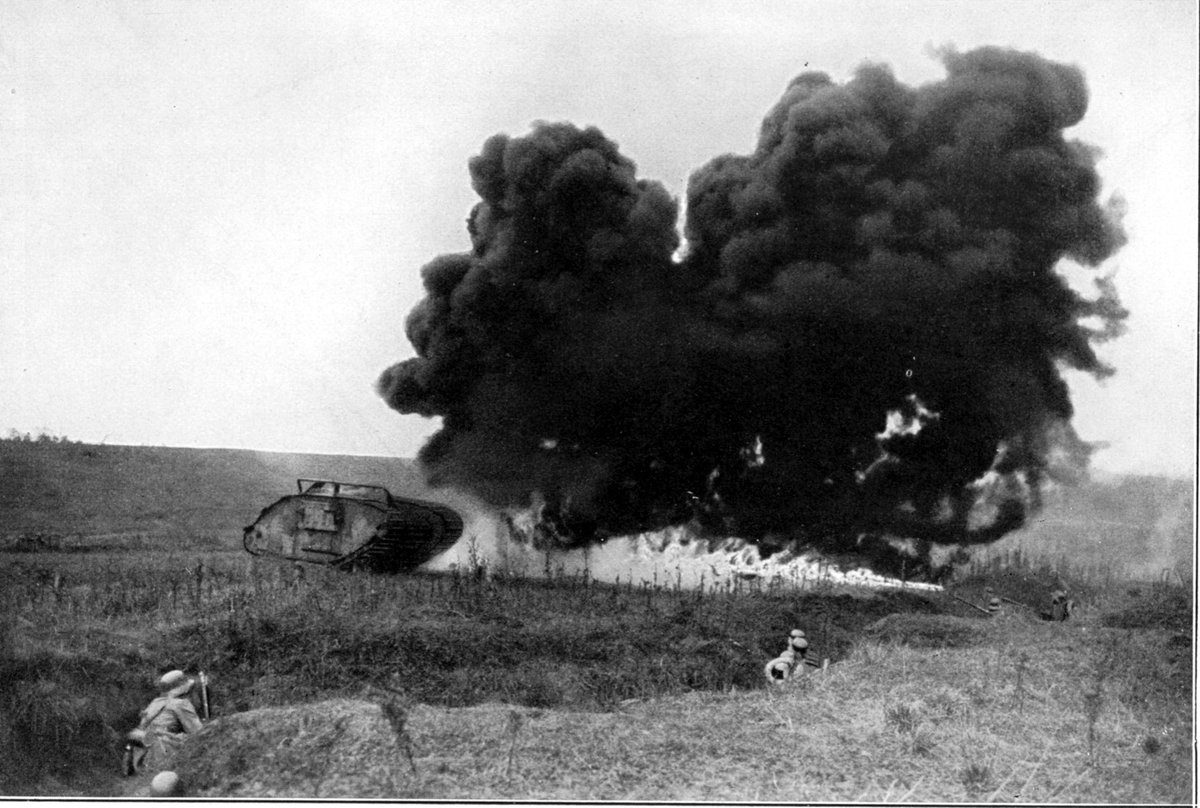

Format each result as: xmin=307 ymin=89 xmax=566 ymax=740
xmin=987 ymin=596 xmax=1002 ymax=616
xmin=788 ymin=630 xmax=811 ymax=672
xmin=764 ymin=649 xmax=796 ymax=684
xmin=135 ymin=670 xmax=203 ymax=772
xmin=1048 ymin=590 xmax=1073 ymax=621
xmin=766 ymin=628 xmax=819 ymax=683
xmin=789 ymin=628 xmax=830 ymax=672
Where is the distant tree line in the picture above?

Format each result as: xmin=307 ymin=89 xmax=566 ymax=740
xmin=3 ymin=429 xmax=79 ymax=444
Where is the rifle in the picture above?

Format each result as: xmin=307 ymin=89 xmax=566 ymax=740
xmin=999 ymin=595 xmax=1037 ymax=611
xmin=199 ymin=671 xmax=210 ymax=720
xmin=949 ymin=593 xmax=992 ymax=615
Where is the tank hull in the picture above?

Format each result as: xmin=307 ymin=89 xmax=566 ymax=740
xmin=243 ymin=480 xmax=463 ymax=572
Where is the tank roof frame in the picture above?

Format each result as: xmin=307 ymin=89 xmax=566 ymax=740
xmin=295 ymin=479 xmax=393 ymax=499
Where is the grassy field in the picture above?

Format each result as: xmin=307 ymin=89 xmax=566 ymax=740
xmin=0 ymin=538 xmax=1192 ymax=802
xmin=2 ymin=439 xmax=1190 ymax=575
xmin=0 ymin=439 xmax=1193 ymax=801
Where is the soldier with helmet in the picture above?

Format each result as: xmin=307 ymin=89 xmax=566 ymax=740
xmin=125 ymin=670 xmax=203 ymax=776
xmin=787 ymin=629 xmax=810 ymax=668
xmin=764 ymin=627 xmax=825 ymax=684
xmin=1046 ymin=589 xmax=1074 ymax=621
xmin=764 ymin=648 xmax=796 ymax=684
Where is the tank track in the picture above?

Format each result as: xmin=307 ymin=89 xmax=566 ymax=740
xmin=333 ymin=500 xmax=464 ymax=572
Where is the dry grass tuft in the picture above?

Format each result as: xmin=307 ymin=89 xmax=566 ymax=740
xmin=959 ymin=761 xmax=993 ymax=796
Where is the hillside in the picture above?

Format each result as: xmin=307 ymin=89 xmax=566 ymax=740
xmin=2 ymin=544 xmax=1191 ymax=801
xmin=0 ymin=439 xmax=1192 ymax=577
xmin=0 ymin=440 xmax=1191 ymax=800
xmin=0 ymin=440 xmax=439 ymax=538
xmin=976 ymin=472 xmax=1195 ymax=580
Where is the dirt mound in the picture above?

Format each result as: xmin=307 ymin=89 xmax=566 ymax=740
xmin=864 ymin=613 xmax=991 ymax=648
xmin=174 ymin=698 xmax=406 ymax=798
xmin=955 ymin=567 xmax=1068 ymax=607
xmin=0 ymin=638 xmax=152 ymax=795
xmin=1101 ymin=586 xmax=1193 ymax=632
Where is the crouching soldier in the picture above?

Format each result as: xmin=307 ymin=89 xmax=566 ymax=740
xmin=789 ymin=629 xmax=830 ymax=673
xmin=787 ymin=630 xmax=811 ymax=673
xmin=764 ymin=649 xmax=796 ymax=684
xmin=125 ymin=670 xmax=203 ymax=775
xmin=1043 ymin=590 xmax=1074 ymax=622
xmin=765 ymin=628 xmax=825 ymax=684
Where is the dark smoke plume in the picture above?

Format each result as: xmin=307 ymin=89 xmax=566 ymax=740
xmin=378 ymin=47 xmax=1126 ymax=577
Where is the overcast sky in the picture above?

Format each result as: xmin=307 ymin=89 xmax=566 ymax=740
xmin=2 ymin=0 xmax=1195 ymax=478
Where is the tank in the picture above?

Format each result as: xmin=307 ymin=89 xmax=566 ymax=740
xmin=243 ymin=479 xmax=464 ymax=572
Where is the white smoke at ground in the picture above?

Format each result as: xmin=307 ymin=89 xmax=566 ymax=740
xmin=427 ymin=505 xmax=941 ymax=593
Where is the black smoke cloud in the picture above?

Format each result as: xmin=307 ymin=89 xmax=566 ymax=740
xmin=378 ymin=47 xmax=1126 ymax=576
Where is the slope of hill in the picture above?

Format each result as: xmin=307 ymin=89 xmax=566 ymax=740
xmin=0 ymin=440 xmax=438 ymax=538
xmin=977 ymin=472 xmax=1195 ymax=580
xmin=0 ymin=439 xmax=1193 ymax=578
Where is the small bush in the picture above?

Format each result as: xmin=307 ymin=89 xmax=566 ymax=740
xmin=959 ymin=762 xmax=993 ymax=796
xmin=883 ymin=702 xmax=920 ymax=735
xmin=908 ymin=726 xmax=936 ymax=756
xmin=923 ymin=688 xmax=968 ymax=721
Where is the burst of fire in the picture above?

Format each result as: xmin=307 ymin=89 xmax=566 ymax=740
xmin=493 ymin=515 xmax=942 ymax=591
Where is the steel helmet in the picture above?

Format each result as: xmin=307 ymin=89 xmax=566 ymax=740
xmin=149 ymin=770 xmax=180 ymax=797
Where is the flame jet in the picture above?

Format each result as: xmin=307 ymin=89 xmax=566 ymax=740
xmin=378 ymin=47 xmax=1126 ymax=575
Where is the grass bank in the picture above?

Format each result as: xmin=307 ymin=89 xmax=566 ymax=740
xmin=1 ymin=541 xmax=1192 ymax=801
xmin=174 ymin=612 xmax=1191 ymax=802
